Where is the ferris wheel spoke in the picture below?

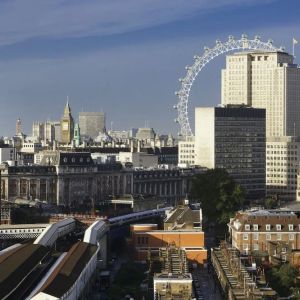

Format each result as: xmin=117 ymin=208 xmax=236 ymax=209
xmin=174 ymin=34 xmax=281 ymax=137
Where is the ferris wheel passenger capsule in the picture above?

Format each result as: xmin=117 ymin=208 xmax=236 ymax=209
xmin=173 ymin=105 xmax=178 ymax=109
xmin=175 ymin=91 xmax=180 ymax=96
xmin=174 ymin=118 xmax=179 ymax=123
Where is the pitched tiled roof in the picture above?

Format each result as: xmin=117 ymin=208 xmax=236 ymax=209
xmin=229 ymin=209 xmax=300 ymax=232
xmin=165 ymin=205 xmax=200 ymax=225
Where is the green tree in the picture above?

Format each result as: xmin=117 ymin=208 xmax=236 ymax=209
xmin=266 ymin=263 xmax=300 ymax=296
xmin=264 ymin=196 xmax=278 ymax=209
xmin=191 ymin=168 xmax=244 ymax=226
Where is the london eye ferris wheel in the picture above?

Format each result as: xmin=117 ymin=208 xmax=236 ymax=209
xmin=174 ymin=34 xmax=283 ymax=138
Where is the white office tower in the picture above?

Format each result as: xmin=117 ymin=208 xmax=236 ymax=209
xmin=266 ymin=136 xmax=300 ymax=201
xmin=221 ymin=51 xmax=300 ymax=137
xmin=79 ymin=112 xmax=106 ymax=139
xmin=222 ymin=51 xmax=300 ymax=201
xmin=178 ymin=136 xmax=195 ymax=167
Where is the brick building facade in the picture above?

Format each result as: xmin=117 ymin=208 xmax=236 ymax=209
xmin=130 ymin=203 xmax=207 ymax=265
xmin=228 ymin=209 xmax=300 ymax=255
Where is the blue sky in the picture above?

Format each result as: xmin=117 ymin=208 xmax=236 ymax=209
xmin=0 ymin=0 xmax=300 ymax=137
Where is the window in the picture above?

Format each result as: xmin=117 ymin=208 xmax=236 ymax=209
xmin=266 ymin=234 xmax=271 ymax=241
xmin=276 ymin=224 xmax=282 ymax=231
xmin=289 ymin=234 xmax=294 ymax=241
xmin=289 ymin=224 xmax=294 ymax=231
xmin=243 ymin=244 xmax=248 ymax=250
xmin=253 ymin=233 xmax=259 ymax=241
xmin=282 ymin=255 xmax=286 ymax=262
xmin=243 ymin=233 xmax=248 ymax=240
xmin=253 ymin=224 xmax=258 ymax=231
xmin=245 ymin=224 xmax=250 ymax=231
xmin=266 ymin=224 xmax=271 ymax=231
xmin=282 ymin=247 xmax=287 ymax=254
xmin=253 ymin=244 xmax=259 ymax=251
xmin=277 ymin=234 xmax=282 ymax=241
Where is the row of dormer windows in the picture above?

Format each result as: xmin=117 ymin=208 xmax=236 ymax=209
xmin=244 ymin=224 xmax=295 ymax=231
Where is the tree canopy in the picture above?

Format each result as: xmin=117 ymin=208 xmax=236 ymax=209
xmin=191 ymin=168 xmax=244 ymax=226
xmin=266 ymin=263 xmax=300 ymax=297
xmin=264 ymin=196 xmax=278 ymax=209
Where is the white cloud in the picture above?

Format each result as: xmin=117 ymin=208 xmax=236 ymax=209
xmin=0 ymin=0 xmax=275 ymax=46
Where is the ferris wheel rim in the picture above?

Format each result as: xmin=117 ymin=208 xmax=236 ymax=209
xmin=174 ymin=34 xmax=283 ymax=137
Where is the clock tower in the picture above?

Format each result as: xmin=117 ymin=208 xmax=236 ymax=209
xmin=60 ymin=100 xmax=74 ymax=144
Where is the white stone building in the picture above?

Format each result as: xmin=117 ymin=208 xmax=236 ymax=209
xmin=0 ymin=145 xmax=15 ymax=164
xmin=79 ymin=112 xmax=106 ymax=139
xmin=178 ymin=136 xmax=195 ymax=167
xmin=20 ymin=142 xmax=43 ymax=154
xmin=117 ymin=151 xmax=158 ymax=168
xmin=266 ymin=136 xmax=300 ymax=201
xmin=221 ymin=51 xmax=300 ymax=137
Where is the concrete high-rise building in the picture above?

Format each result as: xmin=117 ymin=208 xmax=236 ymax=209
xmin=221 ymin=51 xmax=300 ymax=137
xmin=79 ymin=112 xmax=105 ymax=139
xmin=222 ymin=51 xmax=300 ymax=201
xmin=195 ymin=105 xmax=266 ymax=198
xmin=178 ymin=136 xmax=195 ymax=167
xmin=60 ymin=101 xmax=74 ymax=145
xmin=266 ymin=136 xmax=300 ymax=201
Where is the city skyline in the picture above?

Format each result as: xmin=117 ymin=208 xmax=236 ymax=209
xmin=0 ymin=0 xmax=299 ymax=137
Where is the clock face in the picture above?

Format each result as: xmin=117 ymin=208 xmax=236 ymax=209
xmin=63 ymin=122 xmax=69 ymax=130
